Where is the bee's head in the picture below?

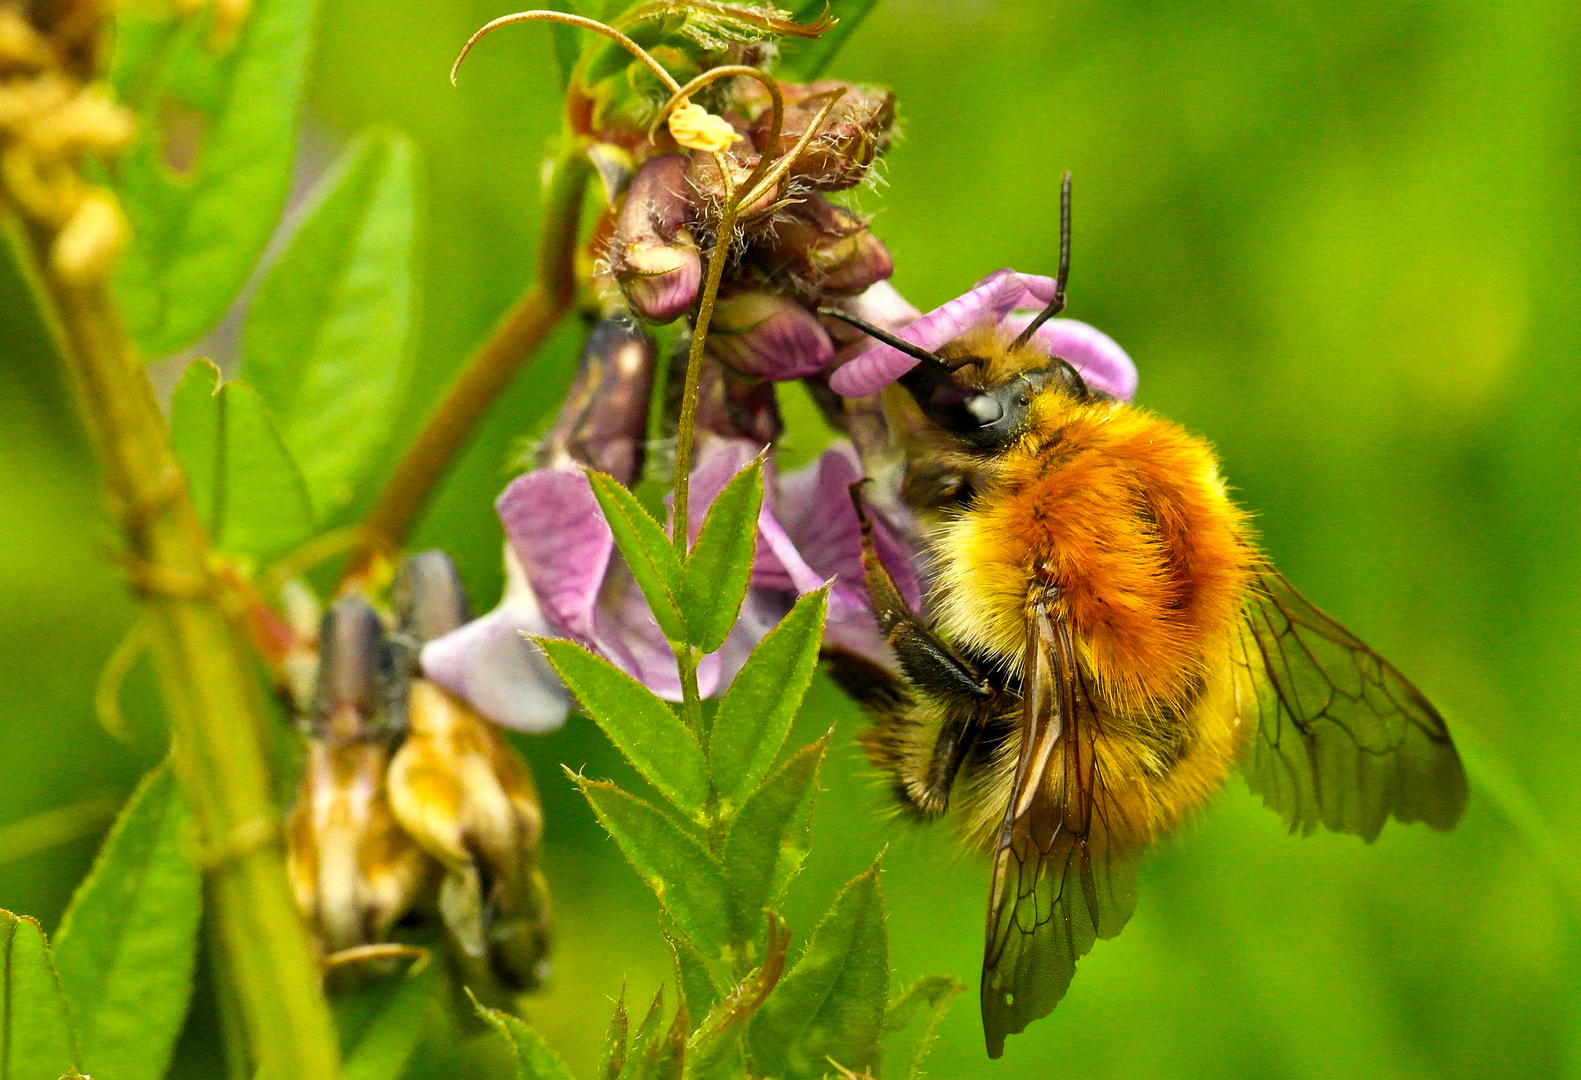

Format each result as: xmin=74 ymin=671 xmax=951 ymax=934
xmin=896 ymin=342 xmax=1093 ymax=450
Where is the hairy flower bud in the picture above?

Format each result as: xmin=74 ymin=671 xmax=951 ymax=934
xmin=686 ymin=143 xmax=783 ymax=223
xmin=538 ymin=316 xmax=656 ymax=485
xmin=287 ymin=598 xmax=427 ymax=956
xmin=762 ymin=196 xmax=892 ymax=296
xmin=610 ymin=154 xmax=701 ymax=323
xmin=707 ymin=290 xmax=834 ymax=380
xmin=752 ymin=80 xmax=895 ymax=190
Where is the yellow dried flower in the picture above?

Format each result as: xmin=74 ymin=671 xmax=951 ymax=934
xmin=667 ymin=100 xmax=739 ymax=153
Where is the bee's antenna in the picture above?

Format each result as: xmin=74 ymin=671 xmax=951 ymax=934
xmin=1011 ymin=170 xmax=1072 ymax=351
xmin=818 ymin=308 xmax=968 ymax=372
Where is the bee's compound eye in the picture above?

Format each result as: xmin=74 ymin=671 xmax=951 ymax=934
xmin=965 ymin=395 xmax=1003 ymax=425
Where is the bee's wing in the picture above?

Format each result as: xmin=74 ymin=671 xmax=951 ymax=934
xmin=1234 ymin=568 xmax=1467 ymax=841
xmin=981 ymin=601 xmax=1141 ymax=1059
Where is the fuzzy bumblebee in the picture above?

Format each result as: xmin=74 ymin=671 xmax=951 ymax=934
xmin=826 ymin=177 xmax=1468 ymax=1058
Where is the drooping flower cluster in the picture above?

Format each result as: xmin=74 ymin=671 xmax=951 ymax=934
xmin=284 ymin=550 xmax=551 ymax=995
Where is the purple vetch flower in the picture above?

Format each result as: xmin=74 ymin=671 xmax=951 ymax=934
xmin=707 ymin=290 xmax=835 ymax=381
xmin=609 ymin=154 xmax=702 ymax=324
xmin=826 ymin=268 xmax=1138 ymax=400
xmin=421 ymin=438 xmax=924 ymax=728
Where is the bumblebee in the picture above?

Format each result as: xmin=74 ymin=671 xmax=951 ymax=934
xmin=826 ymin=178 xmax=1468 ymax=1058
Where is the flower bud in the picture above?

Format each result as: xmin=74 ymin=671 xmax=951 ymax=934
xmin=392 ymin=550 xmax=472 ymax=670
xmin=686 ymin=144 xmax=783 ymax=223
xmin=753 ymin=81 xmax=896 ymax=190
xmin=307 ymin=598 xmax=404 ymax=744
xmin=610 ymin=154 xmax=701 ymax=323
xmin=387 ymin=679 xmax=553 ymax=993
xmin=695 ymin=358 xmax=783 ymax=445
xmin=706 ymin=290 xmax=834 ymax=381
xmin=538 ymin=316 xmax=656 ymax=485
xmin=761 ymin=196 xmax=892 ymax=296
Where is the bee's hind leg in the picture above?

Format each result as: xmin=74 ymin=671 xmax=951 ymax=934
xmin=849 ymin=483 xmax=998 ymax=812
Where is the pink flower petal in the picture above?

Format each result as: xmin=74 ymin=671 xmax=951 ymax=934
xmin=497 ymin=468 xmax=612 ymax=645
xmin=420 ymin=546 xmax=571 ymax=733
xmin=1002 ymin=315 xmax=1138 ymax=401
xmin=828 ymin=268 xmax=1057 ymax=396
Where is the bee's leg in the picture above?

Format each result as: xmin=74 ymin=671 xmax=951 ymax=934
xmin=848 ymin=483 xmax=998 ymax=815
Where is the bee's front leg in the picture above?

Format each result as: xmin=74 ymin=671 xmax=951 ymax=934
xmin=850 ymin=483 xmax=998 ymax=812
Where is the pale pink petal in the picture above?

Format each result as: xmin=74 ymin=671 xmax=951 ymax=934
xmin=497 ymin=468 xmax=612 ymax=645
xmin=1003 ymin=315 xmax=1138 ymax=401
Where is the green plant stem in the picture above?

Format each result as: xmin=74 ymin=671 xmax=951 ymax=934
xmin=677 ymin=645 xmax=705 ymax=743
xmin=344 ymin=147 xmax=592 ymax=587
xmin=671 ymin=200 xmax=740 ymax=557
xmin=9 ymin=220 xmax=341 ymax=1080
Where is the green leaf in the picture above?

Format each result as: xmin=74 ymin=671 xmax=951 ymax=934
xmin=546 ymin=0 xmax=584 ymax=89
xmin=723 ymin=739 xmax=826 ymax=942
xmin=169 ymin=360 xmax=317 ymax=563
xmin=113 ymin=0 xmax=318 ymax=356
xmin=0 ymin=910 xmax=80 ymax=1079
xmin=681 ymin=458 xmax=762 ymax=653
xmin=686 ymin=915 xmax=789 ymax=1080
xmin=629 ymin=1001 xmax=687 ymax=1080
xmin=53 ymin=762 xmax=201 ymax=1080
xmin=240 ymin=129 xmax=419 ymax=520
xmin=749 ymin=863 xmax=889 ymax=1079
xmin=616 ymin=987 xmax=666 ymax=1080
xmin=473 ymin=992 xmax=576 ymax=1080
xmin=573 ymin=777 xmax=732 ymax=958
xmin=776 ymin=0 xmax=879 ymax=82
xmin=599 ymin=990 xmax=629 ymax=1080
xmin=540 ymin=640 xmax=708 ymax=816
xmin=587 ymin=471 xmax=687 ymax=642
xmin=664 ymin=923 xmax=722 ymax=1021
xmin=882 ymin=975 xmax=965 ymax=1080
xmin=336 ymin=963 xmax=436 ymax=1080
xmin=709 ymin=589 xmax=827 ymax=806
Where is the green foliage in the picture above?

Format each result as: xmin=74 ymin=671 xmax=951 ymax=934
xmin=572 ymin=777 xmax=733 ymax=958
xmin=0 ymin=910 xmax=81 ymax=1078
xmin=52 ymin=762 xmax=201 ymax=1080
xmin=883 ymin=976 xmax=965 ymax=1080
xmin=475 ymin=993 xmax=578 ymax=1080
xmin=587 ymin=472 xmax=687 ymax=643
xmin=776 ymin=0 xmax=880 ymax=82
xmin=722 ymin=740 xmax=825 ymax=942
xmin=541 ymin=642 xmax=709 ymax=817
xmin=709 ymin=590 xmax=827 ymax=807
xmin=241 ymin=129 xmax=420 ymax=520
xmin=680 ymin=460 xmax=763 ymax=654
xmin=336 ymin=964 xmax=438 ymax=1080
xmin=111 ymin=0 xmax=317 ymax=357
xmin=169 ymin=359 xmax=317 ymax=564
xmin=749 ymin=863 xmax=889 ymax=1079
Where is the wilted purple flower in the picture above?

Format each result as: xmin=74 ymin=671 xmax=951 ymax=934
xmin=764 ymin=196 xmax=893 ymax=297
xmin=707 ymin=290 xmax=835 ymax=380
xmin=609 ymin=154 xmax=702 ymax=323
xmin=749 ymin=80 xmax=897 ymax=191
xmin=827 ymin=268 xmax=1138 ymax=400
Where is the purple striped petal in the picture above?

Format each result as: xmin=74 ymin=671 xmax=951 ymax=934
xmin=497 ymin=468 xmax=611 ymax=645
xmin=828 ymin=269 xmax=1057 ymax=396
xmin=1002 ymin=315 xmax=1138 ymax=402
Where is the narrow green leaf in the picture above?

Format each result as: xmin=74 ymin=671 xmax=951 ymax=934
xmin=664 ymin=924 xmax=722 ymax=1022
xmin=169 ymin=360 xmax=317 ymax=563
xmin=599 ymin=990 xmax=629 ymax=1080
xmin=682 ymin=459 xmax=762 ymax=653
xmin=0 ymin=910 xmax=80 ymax=1079
xmin=776 ymin=0 xmax=880 ymax=82
xmin=883 ymin=975 xmax=964 ymax=1080
xmin=541 ymin=640 xmax=709 ymax=816
xmin=574 ymin=777 xmax=732 ymax=958
xmin=337 ymin=963 xmax=436 ymax=1080
xmin=630 ymin=1001 xmax=687 ymax=1080
xmin=710 ymin=589 xmax=827 ymax=806
xmin=473 ymin=993 xmax=576 ymax=1080
xmin=242 ymin=129 xmax=419 ymax=520
xmin=616 ymin=987 xmax=666 ymax=1080
xmin=53 ymin=762 xmax=201 ymax=1080
xmin=588 ymin=471 xmax=687 ymax=642
xmin=749 ymin=863 xmax=888 ymax=1079
xmin=687 ymin=914 xmax=789 ymax=1080
xmin=113 ymin=0 xmax=318 ymax=356
xmin=723 ymin=739 xmax=826 ymax=942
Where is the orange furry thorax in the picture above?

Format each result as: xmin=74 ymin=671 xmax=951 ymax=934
xmin=919 ymin=381 xmax=1257 ymax=719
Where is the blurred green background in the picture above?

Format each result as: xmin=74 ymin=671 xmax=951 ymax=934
xmin=5 ymin=0 xmax=1579 ymax=1076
